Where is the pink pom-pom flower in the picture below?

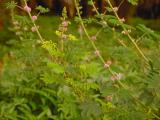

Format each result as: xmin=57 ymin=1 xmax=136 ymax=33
xmin=94 ymin=50 xmax=100 ymax=56
xmin=24 ymin=5 xmax=31 ymax=13
xmin=32 ymin=16 xmax=37 ymax=21
xmin=104 ymin=60 xmax=112 ymax=68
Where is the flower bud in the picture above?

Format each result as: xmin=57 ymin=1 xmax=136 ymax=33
xmin=62 ymin=21 xmax=69 ymax=27
xmin=31 ymin=26 xmax=37 ymax=32
xmin=104 ymin=60 xmax=112 ymax=68
xmin=120 ymin=18 xmax=125 ymax=23
xmin=24 ymin=5 xmax=31 ymax=13
xmin=32 ymin=16 xmax=37 ymax=21
xmin=94 ymin=50 xmax=100 ymax=56
xmin=91 ymin=36 xmax=97 ymax=41
xmin=113 ymin=7 xmax=118 ymax=12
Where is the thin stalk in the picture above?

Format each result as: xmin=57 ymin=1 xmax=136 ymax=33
xmin=118 ymin=0 xmax=125 ymax=9
xmin=91 ymin=0 xmax=99 ymax=15
xmin=95 ymin=27 xmax=104 ymax=37
xmin=106 ymin=0 xmax=149 ymax=63
xmin=74 ymin=0 xmax=114 ymax=75
xmin=23 ymin=0 xmax=44 ymax=43
xmin=75 ymin=0 xmax=159 ymax=119
xmin=91 ymin=0 xmax=149 ymax=64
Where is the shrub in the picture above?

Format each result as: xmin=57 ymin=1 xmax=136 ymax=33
xmin=0 ymin=0 xmax=160 ymax=119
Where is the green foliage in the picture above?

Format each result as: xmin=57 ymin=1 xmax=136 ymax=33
xmin=5 ymin=1 xmax=17 ymax=9
xmin=36 ymin=6 xmax=49 ymax=13
xmin=128 ymin=0 xmax=138 ymax=5
xmin=1 ymin=1 xmax=160 ymax=120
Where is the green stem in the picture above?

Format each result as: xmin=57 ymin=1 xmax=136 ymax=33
xmin=91 ymin=0 xmax=149 ymax=64
xmin=23 ymin=0 xmax=44 ymax=43
xmin=91 ymin=0 xmax=99 ymax=15
xmin=75 ymin=0 xmax=159 ymax=119
xmin=74 ymin=0 xmax=114 ymax=75
xmin=106 ymin=0 xmax=149 ymax=63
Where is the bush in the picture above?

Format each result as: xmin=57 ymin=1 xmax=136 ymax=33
xmin=0 ymin=0 xmax=160 ymax=119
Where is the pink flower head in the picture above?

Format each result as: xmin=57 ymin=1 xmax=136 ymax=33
xmin=106 ymin=60 xmax=112 ymax=65
xmin=91 ymin=36 xmax=97 ymax=41
xmin=32 ymin=16 xmax=37 ymax=21
xmin=62 ymin=21 xmax=69 ymax=27
xmin=104 ymin=60 xmax=112 ymax=68
xmin=24 ymin=5 xmax=31 ymax=13
xmin=94 ymin=50 xmax=100 ymax=56
xmin=31 ymin=26 xmax=37 ymax=32
xmin=120 ymin=18 xmax=125 ymax=23
xmin=113 ymin=7 xmax=118 ymax=12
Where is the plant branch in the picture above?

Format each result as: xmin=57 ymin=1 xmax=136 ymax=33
xmin=23 ymin=0 xmax=44 ymax=43
xmin=106 ymin=0 xmax=149 ymax=63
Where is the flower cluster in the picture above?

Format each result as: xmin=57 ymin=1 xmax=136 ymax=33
xmin=56 ymin=19 xmax=77 ymax=41
xmin=23 ymin=5 xmax=39 ymax=33
xmin=58 ymin=20 xmax=70 ymax=33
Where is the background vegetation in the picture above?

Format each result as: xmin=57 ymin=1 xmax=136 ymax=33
xmin=0 ymin=0 xmax=160 ymax=119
